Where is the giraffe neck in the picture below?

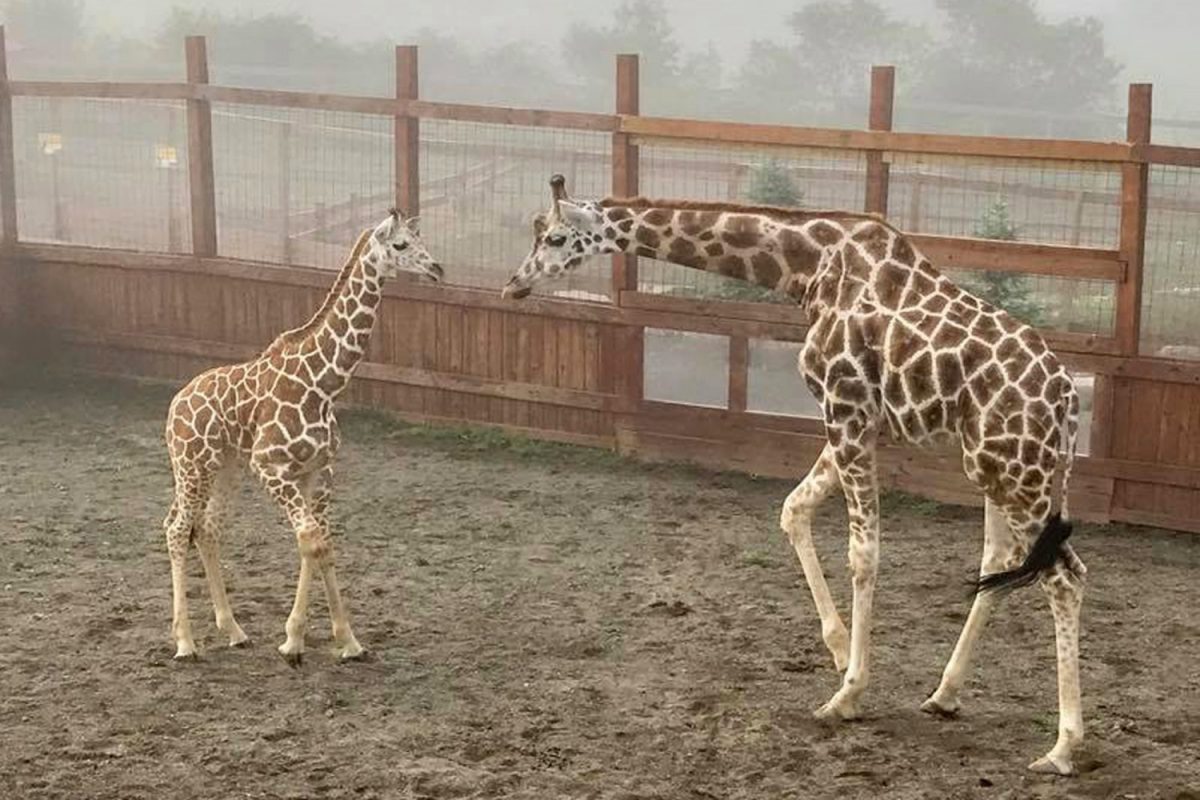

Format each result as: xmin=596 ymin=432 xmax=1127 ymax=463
xmin=306 ymin=251 xmax=384 ymax=399
xmin=596 ymin=201 xmax=868 ymax=301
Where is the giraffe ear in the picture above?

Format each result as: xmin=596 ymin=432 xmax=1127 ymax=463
xmin=558 ymin=201 xmax=600 ymax=230
xmin=404 ymin=216 xmax=421 ymax=235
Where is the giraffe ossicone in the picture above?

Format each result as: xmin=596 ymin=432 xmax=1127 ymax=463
xmin=504 ymin=175 xmax=1085 ymax=776
xmin=163 ymin=208 xmax=441 ymax=666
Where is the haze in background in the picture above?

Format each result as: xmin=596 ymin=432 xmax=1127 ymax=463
xmin=5 ymin=0 xmax=1199 ymax=140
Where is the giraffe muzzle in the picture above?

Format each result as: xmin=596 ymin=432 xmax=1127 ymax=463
xmin=501 ymin=277 xmax=532 ymax=300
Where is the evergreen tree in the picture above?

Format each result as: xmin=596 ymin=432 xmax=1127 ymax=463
xmin=747 ymin=158 xmax=803 ymax=207
xmin=959 ymin=198 xmax=1045 ymax=325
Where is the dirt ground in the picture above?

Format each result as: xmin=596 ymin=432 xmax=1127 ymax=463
xmin=1 ymin=373 xmax=1198 ymax=800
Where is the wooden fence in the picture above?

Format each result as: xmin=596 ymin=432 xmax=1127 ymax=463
xmin=4 ymin=32 xmax=1200 ymax=532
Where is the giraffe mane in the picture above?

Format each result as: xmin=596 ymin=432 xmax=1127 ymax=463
xmin=265 ymin=227 xmax=374 ymax=353
xmin=600 ymin=196 xmax=899 ymax=232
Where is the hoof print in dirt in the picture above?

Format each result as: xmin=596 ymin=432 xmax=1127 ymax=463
xmin=647 ymin=599 xmax=692 ymax=618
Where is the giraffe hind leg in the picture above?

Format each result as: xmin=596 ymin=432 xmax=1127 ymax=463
xmin=1029 ymin=558 xmax=1085 ymax=776
xmin=194 ymin=465 xmax=250 ymax=648
xmin=164 ymin=470 xmax=209 ymax=660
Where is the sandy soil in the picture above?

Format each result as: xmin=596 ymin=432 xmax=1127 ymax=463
xmin=1 ymin=373 xmax=1197 ymax=799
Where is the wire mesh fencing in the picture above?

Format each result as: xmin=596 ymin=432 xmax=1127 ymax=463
xmin=636 ymin=141 xmax=867 ymax=303
xmin=1143 ymin=165 xmax=1200 ymax=358
xmin=212 ymin=105 xmax=393 ymax=269
xmin=13 ymin=96 xmax=191 ymax=252
xmin=417 ymin=120 xmax=612 ymax=298
xmin=888 ymin=153 xmax=1122 ymax=248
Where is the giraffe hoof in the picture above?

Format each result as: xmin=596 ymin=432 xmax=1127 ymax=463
xmin=173 ymin=650 xmax=199 ymax=662
xmin=920 ymin=695 xmax=960 ymax=718
xmin=230 ymin=637 xmax=252 ymax=649
xmin=814 ymin=697 xmax=860 ymax=722
xmin=277 ymin=645 xmax=303 ymax=668
xmin=1028 ymin=754 xmax=1075 ymax=776
xmin=338 ymin=644 xmax=367 ymax=662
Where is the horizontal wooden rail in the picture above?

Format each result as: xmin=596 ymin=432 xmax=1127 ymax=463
xmin=619 ymin=291 xmax=804 ymax=326
xmin=623 ymin=115 xmax=1138 ymax=163
xmin=1142 ymin=144 xmax=1200 ymax=169
xmin=1042 ymin=331 xmax=1122 ymax=357
xmin=7 ymin=80 xmax=194 ymax=101
xmin=8 ymin=77 xmax=1189 ymax=166
xmin=909 ymin=234 xmax=1126 ymax=281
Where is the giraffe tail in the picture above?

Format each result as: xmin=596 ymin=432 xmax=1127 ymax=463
xmin=973 ymin=513 xmax=1073 ymax=595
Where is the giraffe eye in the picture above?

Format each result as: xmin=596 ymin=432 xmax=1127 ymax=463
xmin=392 ymin=242 xmax=409 ymax=252
xmin=545 ymin=234 xmax=567 ymax=248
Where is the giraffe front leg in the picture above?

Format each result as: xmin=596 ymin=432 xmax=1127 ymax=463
xmin=814 ymin=428 xmax=880 ymax=722
xmin=310 ymin=466 xmax=365 ymax=661
xmin=780 ymin=443 xmax=848 ymax=672
xmin=922 ymin=498 xmax=1015 ymax=716
xmin=253 ymin=461 xmax=321 ymax=667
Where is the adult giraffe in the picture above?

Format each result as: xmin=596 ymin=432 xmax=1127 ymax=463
xmin=502 ymin=176 xmax=1085 ymax=775
xmin=164 ymin=209 xmax=442 ymax=666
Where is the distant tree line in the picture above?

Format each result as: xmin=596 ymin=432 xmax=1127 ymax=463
xmin=2 ymin=0 xmax=1121 ymax=130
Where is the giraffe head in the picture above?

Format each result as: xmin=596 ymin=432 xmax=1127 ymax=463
xmin=365 ymin=208 xmax=443 ymax=282
xmin=502 ymin=175 xmax=608 ymax=299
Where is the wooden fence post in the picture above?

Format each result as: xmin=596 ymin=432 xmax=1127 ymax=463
xmin=395 ymin=45 xmax=419 ymax=219
xmin=0 ymin=26 xmax=18 ymax=249
xmin=613 ymin=54 xmax=639 ymax=300
xmin=279 ymin=121 xmax=291 ymax=264
xmin=612 ymin=53 xmax=643 ymax=415
xmin=185 ymin=36 xmax=218 ymax=257
xmin=864 ymin=65 xmax=895 ymax=217
xmin=1115 ymin=83 xmax=1151 ymax=356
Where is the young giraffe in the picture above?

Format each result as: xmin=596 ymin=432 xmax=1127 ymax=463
xmin=164 ymin=209 xmax=442 ymax=665
xmin=502 ymin=176 xmax=1086 ymax=775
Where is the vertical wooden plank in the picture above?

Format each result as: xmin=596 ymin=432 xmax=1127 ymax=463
xmin=1113 ymin=379 xmax=1164 ymax=513
xmin=484 ymin=309 xmax=504 ymax=431
xmin=1115 ymin=83 xmax=1151 ymax=356
xmin=394 ymin=45 xmax=420 ymax=218
xmin=1088 ymin=373 xmax=1113 ymax=460
xmin=728 ymin=336 xmax=749 ymax=413
xmin=583 ymin=323 xmax=601 ymax=394
xmin=864 ymin=65 xmax=894 ymax=217
xmin=185 ymin=36 xmax=218 ymax=257
xmin=613 ymin=324 xmax=644 ymax=416
xmin=0 ymin=27 xmax=19 ymax=249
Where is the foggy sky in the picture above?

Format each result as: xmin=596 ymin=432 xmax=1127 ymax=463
xmin=54 ymin=0 xmax=1200 ymax=117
